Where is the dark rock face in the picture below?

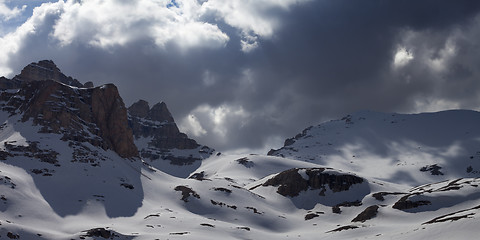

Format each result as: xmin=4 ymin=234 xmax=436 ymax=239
xmin=304 ymin=213 xmax=320 ymax=220
xmin=372 ymin=192 xmax=405 ymax=201
xmin=0 ymin=76 xmax=21 ymax=89
xmin=332 ymin=200 xmax=363 ymax=214
xmin=351 ymin=205 xmax=379 ymax=222
xmin=262 ymin=168 xmax=365 ymax=197
xmin=13 ymin=60 xmax=83 ymax=87
xmin=83 ymin=81 xmax=94 ymax=88
xmin=392 ymin=194 xmax=431 ymax=210
xmin=0 ymin=80 xmax=138 ymax=158
xmin=83 ymin=228 xmax=112 ymax=239
xmin=189 ymin=171 xmax=209 ymax=181
xmin=128 ymin=100 xmax=213 ymax=165
xmin=174 ymin=185 xmax=200 ymax=202
xmin=1 ymin=141 xmax=59 ymax=165
xmin=268 ymin=126 xmax=313 ymax=155
xmin=420 ymin=164 xmax=444 ymax=175
xmin=7 ymin=232 xmax=19 ymax=239
xmin=128 ymin=100 xmax=150 ymax=118
xmin=128 ymin=100 xmax=198 ymax=150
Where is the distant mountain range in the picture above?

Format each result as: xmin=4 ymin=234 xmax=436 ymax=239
xmin=0 ymin=60 xmax=478 ymax=239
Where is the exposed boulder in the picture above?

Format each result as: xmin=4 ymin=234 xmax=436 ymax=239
xmin=351 ymin=205 xmax=379 ymax=222
xmin=392 ymin=194 xmax=431 ymax=210
xmin=305 ymin=213 xmax=320 ymax=220
xmin=174 ymin=185 xmax=200 ymax=202
xmin=82 ymin=228 xmax=112 ymax=239
xmin=262 ymin=168 xmax=365 ymax=197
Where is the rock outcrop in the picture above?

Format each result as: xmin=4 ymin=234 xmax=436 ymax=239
xmin=262 ymin=168 xmax=365 ymax=197
xmin=128 ymin=100 xmax=213 ymax=165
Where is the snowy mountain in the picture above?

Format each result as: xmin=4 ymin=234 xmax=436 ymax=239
xmin=0 ymin=61 xmax=479 ymax=239
xmin=268 ymin=110 xmax=480 ymax=186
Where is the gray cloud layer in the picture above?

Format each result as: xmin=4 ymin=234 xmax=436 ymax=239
xmin=2 ymin=0 xmax=480 ymax=153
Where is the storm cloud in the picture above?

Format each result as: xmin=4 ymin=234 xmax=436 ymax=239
xmin=1 ymin=0 xmax=480 ymax=153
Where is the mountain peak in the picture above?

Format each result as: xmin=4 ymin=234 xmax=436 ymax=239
xmin=128 ymin=100 xmax=150 ymax=118
xmin=127 ymin=99 xmax=214 ymax=175
xmin=128 ymin=100 xmax=174 ymax=123
xmin=12 ymin=60 xmax=84 ymax=88
xmin=0 ymin=79 xmax=138 ymax=158
xmin=149 ymin=101 xmax=174 ymax=123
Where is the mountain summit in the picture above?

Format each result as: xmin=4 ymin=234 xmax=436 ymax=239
xmin=0 ymin=60 xmax=93 ymax=89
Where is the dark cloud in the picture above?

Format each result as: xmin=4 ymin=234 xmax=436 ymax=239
xmin=2 ymin=0 xmax=480 ymax=153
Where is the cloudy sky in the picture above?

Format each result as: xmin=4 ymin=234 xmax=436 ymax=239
xmin=1 ymin=0 xmax=480 ymax=153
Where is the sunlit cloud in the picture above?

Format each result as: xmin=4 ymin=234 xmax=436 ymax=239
xmin=0 ymin=0 xmax=26 ymax=21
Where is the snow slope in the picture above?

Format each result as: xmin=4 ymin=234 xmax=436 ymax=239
xmin=2 ymin=152 xmax=479 ymax=239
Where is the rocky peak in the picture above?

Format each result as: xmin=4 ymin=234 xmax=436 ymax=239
xmin=129 ymin=100 xmax=175 ymax=123
xmin=149 ymin=102 xmax=175 ymax=123
xmin=12 ymin=60 xmax=83 ymax=88
xmin=128 ymin=100 xmax=198 ymax=149
xmin=128 ymin=100 xmax=150 ymax=118
xmin=0 ymin=79 xmax=138 ymax=158
xmin=128 ymin=100 xmax=214 ymax=167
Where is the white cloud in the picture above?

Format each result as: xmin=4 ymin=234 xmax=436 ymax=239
xmin=393 ymin=47 xmax=414 ymax=68
xmin=180 ymin=114 xmax=207 ymax=137
xmin=413 ymin=98 xmax=460 ymax=113
xmin=426 ymin=38 xmax=457 ymax=73
xmin=0 ymin=0 xmax=310 ymax=75
xmin=394 ymin=28 xmax=461 ymax=73
xmin=0 ymin=1 xmax=62 ymax=76
xmin=52 ymin=0 xmax=229 ymax=49
xmin=200 ymin=0 xmax=311 ymax=51
xmin=0 ymin=0 xmax=26 ymax=21
xmin=180 ymin=104 xmax=250 ymax=140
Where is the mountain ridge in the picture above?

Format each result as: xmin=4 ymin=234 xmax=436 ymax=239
xmin=0 ymin=60 xmax=479 ymax=239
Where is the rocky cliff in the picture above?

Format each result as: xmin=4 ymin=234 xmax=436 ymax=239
xmin=0 ymin=60 xmax=138 ymax=158
xmin=0 ymin=59 xmax=214 ymax=167
xmin=0 ymin=79 xmax=138 ymax=158
xmin=128 ymin=100 xmax=214 ymax=167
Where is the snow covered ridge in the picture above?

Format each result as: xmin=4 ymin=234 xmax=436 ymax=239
xmin=0 ymin=60 xmax=479 ymax=239
xmin=269 ymin=110 xmax=480 ymax=186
